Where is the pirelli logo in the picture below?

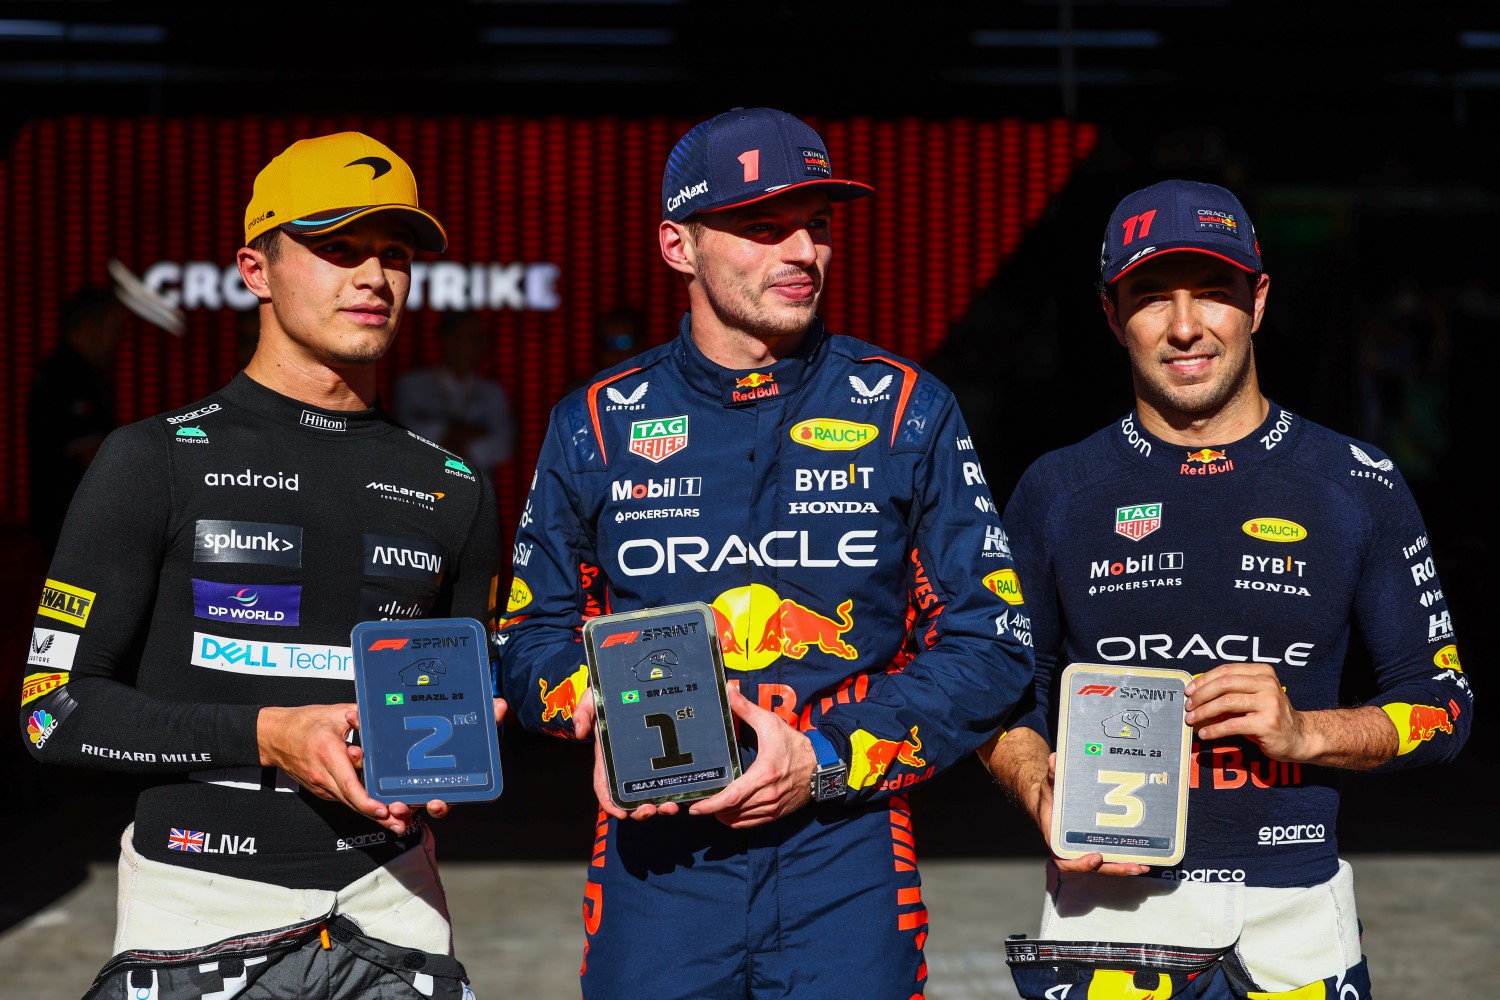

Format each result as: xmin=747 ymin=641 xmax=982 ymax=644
xmin=38 ymin=579 xmax=95 ymax=627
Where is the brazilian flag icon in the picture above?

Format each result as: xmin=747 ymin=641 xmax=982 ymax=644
xmin=386 ymin=693 xmax=404 ymax=706
xmin=622 ymin=690 xmax=640 ymax=704
xmin=1084 ymin=743 xmax=1102 ymax=755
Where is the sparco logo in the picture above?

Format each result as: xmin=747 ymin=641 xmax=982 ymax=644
xmin=193 ymin=520 xmax=302 ymax=567
xmin=1258 ymin=823 xmax=1325 ymax=846
xmin=617 ymin=529 xmax=878 ymax=576
xmin=364 ymin=534 xmax=445 ymax=582
xmin=1158 ymin=868 xmax=1245 ymax=883
xmin=166 ymin=403 xmax=222 ymax=425
xmin=203 ymin=469 xmax=299 ymax=491
xmin=666 ymin=179 xmax=710 ymax=213
xmin=300 ymin=410 xmax=347 ymax=432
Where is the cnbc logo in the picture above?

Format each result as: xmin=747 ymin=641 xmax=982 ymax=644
xmin=386 ymin=693 xmax=404 ymax=705
xmin=621 ymin=690 xmax=640 ymax=704
xmin=1084 ymin=743 xmax=1102 ymax=755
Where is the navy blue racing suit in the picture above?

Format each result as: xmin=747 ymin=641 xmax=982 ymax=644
xmin=499 ymin=316 xmax=1034 ymax=999
xmin=1001 ymin=404 xmax=1470 ymax=998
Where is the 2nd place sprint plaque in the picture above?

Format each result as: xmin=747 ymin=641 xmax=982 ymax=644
xmin=584 ymin=602 xmax=741 ymax=809
xmin=1051 ymin=662 xmax=1192 ymax=865
xmin=351 ymin=617 xmax=502 ymax=805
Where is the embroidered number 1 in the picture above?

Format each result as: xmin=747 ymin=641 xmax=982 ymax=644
xmin=738 ymin=150 xmax=760 ymax=183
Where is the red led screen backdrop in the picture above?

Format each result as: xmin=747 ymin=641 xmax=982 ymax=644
xmin=0 ymin=115 xmax=1097 ymax=537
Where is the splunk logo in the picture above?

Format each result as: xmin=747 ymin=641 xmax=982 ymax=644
xmin=193 ymin=520 xmax=302 ymax=567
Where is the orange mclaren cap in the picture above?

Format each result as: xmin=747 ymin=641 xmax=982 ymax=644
xmin=243 ymin=132 xmax=447 ymax=252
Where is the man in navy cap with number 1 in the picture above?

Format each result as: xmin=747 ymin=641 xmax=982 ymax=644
xmin=500 ymin=107 xmax=1035 ymax=998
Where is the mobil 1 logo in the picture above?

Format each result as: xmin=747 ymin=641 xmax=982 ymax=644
xmin=584 ymin=602 xmax=740 ymax=809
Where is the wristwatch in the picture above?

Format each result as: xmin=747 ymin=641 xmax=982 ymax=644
xmin=807 ymin=729 xmax=848 ymax=802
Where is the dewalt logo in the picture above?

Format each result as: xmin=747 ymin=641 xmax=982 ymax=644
xmin=38 ymin=579 xmax=95 ymax=627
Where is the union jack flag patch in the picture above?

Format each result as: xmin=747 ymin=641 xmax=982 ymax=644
xmin=167 ymin=828 xmax=205 ymax=853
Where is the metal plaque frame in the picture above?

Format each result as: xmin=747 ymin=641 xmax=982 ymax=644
xmin=351 ymin=617 xmax=502 ymax=805
xmin=583 ymin=602 xmax=741 ymax=809
xmin=1051 ymin=662 xmax=1192 ymax=865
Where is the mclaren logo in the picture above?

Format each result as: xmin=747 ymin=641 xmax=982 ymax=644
xmin=347 ymin=156 xmax=393 ymax=179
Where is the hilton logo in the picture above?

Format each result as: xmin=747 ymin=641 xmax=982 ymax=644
xmin=300 ymin=410 xmax=347 ymax=432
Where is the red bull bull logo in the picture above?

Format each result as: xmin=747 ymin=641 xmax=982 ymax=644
xmin=758 ymin=599 xmax=856 ymax=659
xmin=849 ymin=726 xmax=929 ymax=790
xmin=1381 ymin=701 xmax=1454 ymax=756
xmin=731 ymin=371 xmax=780 ymax=403
xmin=735 ymin=372 xmax=774 ymax=389
xmin=1181 ymin=448 xmax=1233 ymax=475
xmin=710 ymin=585 xmax=857 ymax=672
xmin=539 ymin=664 xmax=590 ymax=723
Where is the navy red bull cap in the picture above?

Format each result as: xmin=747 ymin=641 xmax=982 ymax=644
xmin=1100 ymin=179 xmax=1260 ymax=285
xmin=661 ymin=107 xmax=874 ymax=222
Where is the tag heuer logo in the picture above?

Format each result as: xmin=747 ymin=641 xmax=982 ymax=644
xmin=1114 ymin=502 xmax=1162 ymax=542
xmin=628 ymin=415 xmax=688 ymax=464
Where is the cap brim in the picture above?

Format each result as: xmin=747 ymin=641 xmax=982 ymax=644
xmin=1106 ymin=245 xmax=1259 ymax=284
xmin=687 ymin=179 xmax=875 ymax=219
xmin=280 ymin=205 xmax=448 ymax=253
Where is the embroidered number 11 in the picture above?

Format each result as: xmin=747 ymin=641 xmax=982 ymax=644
xmin=1121 ymin=210 xmax=1156 ymax=245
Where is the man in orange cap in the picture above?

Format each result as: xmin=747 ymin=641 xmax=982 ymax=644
xmin=22 ymin=132 xmax=499 ymax=999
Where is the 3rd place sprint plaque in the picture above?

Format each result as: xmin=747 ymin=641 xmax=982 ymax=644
xmin=1051 ymin=662 xmax=1192 ymax=865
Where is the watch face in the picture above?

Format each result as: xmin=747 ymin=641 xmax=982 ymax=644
xmin=816 ymin=770 xmax=847 ymax=800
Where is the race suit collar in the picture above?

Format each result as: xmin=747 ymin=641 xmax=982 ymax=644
xmin=221 ymin=371 xmax=394 ymax=438
xmin=1112 ymin=400 xmax=1303 ymax=477
xmin=673 ymin=313 xmax=828 ymax=408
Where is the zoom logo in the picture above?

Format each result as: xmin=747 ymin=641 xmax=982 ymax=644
xmin=194 ymin=520 xmax=302 ymax=567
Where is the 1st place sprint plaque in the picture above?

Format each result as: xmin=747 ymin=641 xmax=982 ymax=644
xmin=351 ymin=617 xmax=502 ymax=806
xmin=1051 ymin=663 xmax=1192 ymax=865
xmin=583 ymin=602 xmax=741 ymax=810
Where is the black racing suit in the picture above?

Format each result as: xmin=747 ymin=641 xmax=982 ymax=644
xmin=22 ymin=372 xmax=499 ymax=890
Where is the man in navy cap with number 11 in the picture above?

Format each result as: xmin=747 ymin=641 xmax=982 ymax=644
xmin=986 ymin=179 xmax=1471 ymax=999
xmin=500 ymin=107 xmax=1034 ymax=998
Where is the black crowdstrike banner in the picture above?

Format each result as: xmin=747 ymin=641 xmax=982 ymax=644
xmin=0 ymin=115 xmax=1097 ymax=538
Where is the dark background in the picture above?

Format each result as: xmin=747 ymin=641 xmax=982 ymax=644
xmin=3 ymin=1 xmax=1495 ymax=930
